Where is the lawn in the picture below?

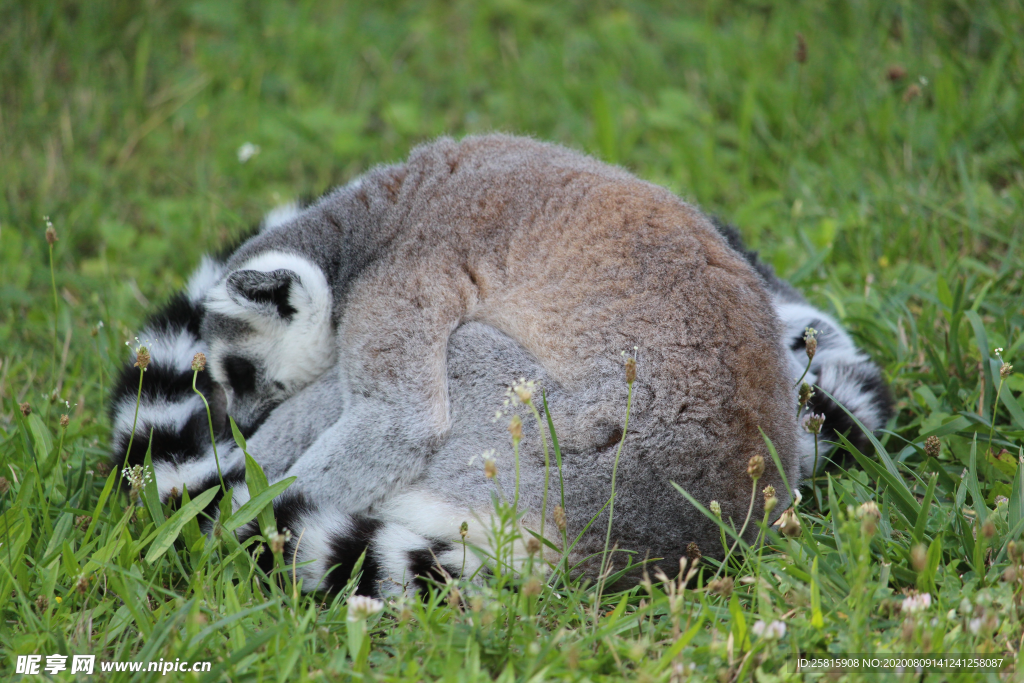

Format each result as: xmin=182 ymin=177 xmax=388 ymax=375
xmin=2 ymin=1 xmax=1024 ymax=680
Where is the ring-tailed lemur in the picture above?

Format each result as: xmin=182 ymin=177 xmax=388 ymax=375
xmin=110 ymin=135 xmax=891 ymax=596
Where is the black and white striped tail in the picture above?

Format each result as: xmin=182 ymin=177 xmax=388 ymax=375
xmin=108 ymin=254 xmax=240 ymax=501
xmin=710 ymin=217 xmax=893 ymax=476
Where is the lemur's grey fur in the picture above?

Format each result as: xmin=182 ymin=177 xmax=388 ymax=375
xmin=110 ymin=136 xmax=891 ymax=595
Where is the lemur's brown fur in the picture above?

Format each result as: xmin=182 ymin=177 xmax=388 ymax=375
xmin=206 ymin=135 xmax=800 ymax=572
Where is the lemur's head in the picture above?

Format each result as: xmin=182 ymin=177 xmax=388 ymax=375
xmin=202 ymin=250 xmax=336 ymax=435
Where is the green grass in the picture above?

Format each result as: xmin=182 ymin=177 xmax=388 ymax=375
xmin=2 ymin=0 xmax=1024 ymax=680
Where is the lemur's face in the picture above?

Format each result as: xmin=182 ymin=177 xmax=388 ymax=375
xmin=202 ymin=251 xmax=336 ymax=435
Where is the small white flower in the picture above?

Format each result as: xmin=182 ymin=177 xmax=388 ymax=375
xmin=901 ymin=593 xmax=931 ymax=614
xmin=969 ymin=617 xmax=983 ymax=634
xmin=751 ymin=619 xmax=786 ymax=639
xmin=237 ymin=142 xmax=260 ymax=163
xmin=347 ymin=595 xmax=384 ymax=621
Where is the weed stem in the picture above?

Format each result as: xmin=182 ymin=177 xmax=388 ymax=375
xmin=192 ymin=370 xmax=226 ymax=494
xmin=120 ymin=367 xmax=145 ymax=475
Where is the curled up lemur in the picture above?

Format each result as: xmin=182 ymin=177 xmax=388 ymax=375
xmin=109 ymin=135 xmax=891 ymax=596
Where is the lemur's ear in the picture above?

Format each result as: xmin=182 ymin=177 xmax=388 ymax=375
xmin=226 ymin=269 xmax=299 ymax=319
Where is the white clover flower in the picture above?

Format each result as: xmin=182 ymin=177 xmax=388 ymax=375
xmin=969 ymin=617 xmax=983 ymax=635
xmin=901 ymin=592 xmax=931 ymax=614
xmin=752 ymin=619 xmax=786 ymax=639
xmin=347 ymin=595 xmax=384 ymax=622
xmin=237 ymin=142 xmax=260 ymax=163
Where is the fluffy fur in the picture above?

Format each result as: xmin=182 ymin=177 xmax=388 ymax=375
xmin=110 ymin=135 xmax=890 ymax=595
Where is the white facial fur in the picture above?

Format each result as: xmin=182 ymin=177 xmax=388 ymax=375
xmin=204 ymin=249 xmax=337 ymax=411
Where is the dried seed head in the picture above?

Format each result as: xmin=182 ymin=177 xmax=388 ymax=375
xmin=795 ymin=32 xmax=807 ymax=64
xmin=924 ymin=435 xmax=941 ymax=458
xmin=60 ymin=414 xmax=69 ymax=429
xmin=1001 ymin=362 xmax=1014 ymax=380
xmin=514 ymin=385 xmax=532 ymax=405
xmin=0 ymin=478 xmax=10 ymax=495
xmin=709 ymin=500 xmax=722 ymax=518
xmin=798 ymin=382 xmax=814 ymax=408
xmin=762 ymin=485 xmax=776 ymax=501
xmin=708 ymin=576 xmax=733 ymax=598
xmin=686 ymin=542 xmax=702 ymax=564
xmin=625 ymin=357 xmax=636 ymax=385
xmin=903 ymin=84 xmax=921 ymax=103
xmin=76 ymin=574 xmax=90 ymax=594
xmin=134 ymin=347 xmax=150 ymax=370
xmin=522 ymin=577 xmax=542 ymax=597
xmin=747 ymin=455 xmax=765 ymax=481
xmin=460 ymin=521 xmax=468 ymax=539
xmin=1009 ymin=540 xmax=1023 ymax=563
xmin=856 ymin=501 xmax=881 ymax=521
xmin=778 ymin=509 xmax=801 ymax=538
xmin=982 ymin=519 xmax=996 ymax=539
xmin=886 ymin=64 xmax=907 ymax=81
xmin=553 ymin=505 xmax=567 ymax=532
xmin=526 ymin=537 xmax=541 ymax=556
xmin=192 ymin=352 xmax=206 ymax=372
xmin=483 ymin=458 xmax=497 ymax=479
xmin=267 ymin=527 xmax=291 ymax=554
xmin=803 ymin=327 xmax=818 ymax=361
xmin=508 ymin=415 xmax=522 ymax=442
xmin=19 ymin=402 xmax=31 ymax=417
xmin=802 ymin=413 xmax=825 ymax=435
xmin=1003 ymin=565 xmax=1018 ymax=583
xmin=45 ymin=217 xmax=58 ymax=245
xmin=72 ymin=514 xmax=89 ymax=530
xmin=35 ymin=595 xmax=49 ymax=612
xmin=910 ymin=544 xmax=928 ymax=572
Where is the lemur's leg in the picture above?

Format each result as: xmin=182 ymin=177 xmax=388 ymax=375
xmin=270 ymin=264 xmax=468 ymax=514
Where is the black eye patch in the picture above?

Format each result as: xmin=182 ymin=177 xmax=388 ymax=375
xmin=223 ymin=355 xmax=258 ymax=395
